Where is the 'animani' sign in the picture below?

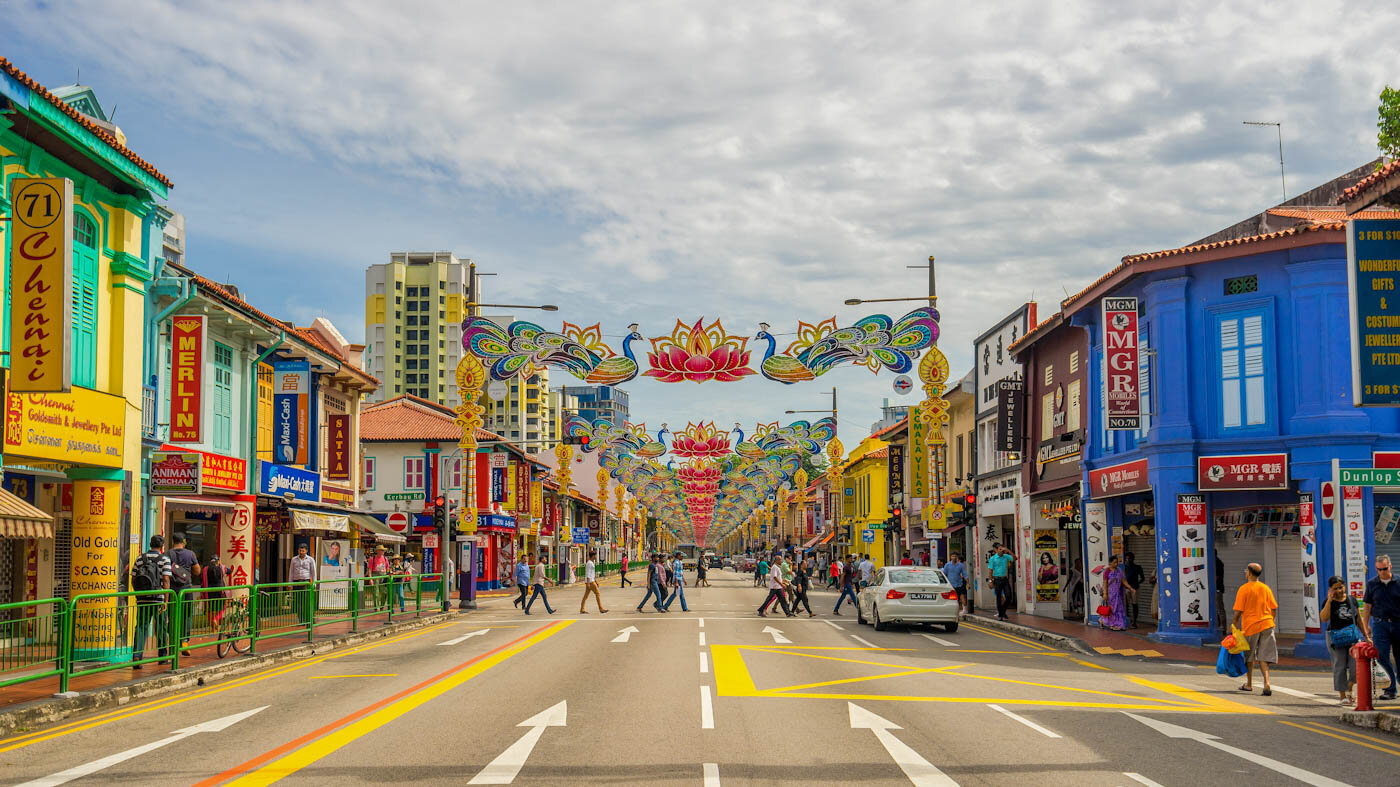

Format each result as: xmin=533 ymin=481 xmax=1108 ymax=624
xmin=169 ymin=315 xmax=205 ymax=442
xmin=1102 ymin=297 xmax=1140 ymax=430
xmin=8 ymin=178 xmax=73 ymax=393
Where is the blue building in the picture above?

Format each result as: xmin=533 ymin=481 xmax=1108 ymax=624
xmin=1066 ymin=166 xmax=1400 ymax=657
xmin=561 ymin=385 xmax=630 ymax=426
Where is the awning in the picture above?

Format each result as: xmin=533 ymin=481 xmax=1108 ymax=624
xmin=163 ymin=496 xmax=236 ymax=516
xmin=349 ymin=513 xmax=407 ymax=544
xmin=801 ymin=533 xmax=823 ymax=549
xmin=289 ymin=508 xmax=350 ymax=533
xmin=0 ymin=486 xmax=53 ymax=539
xmin=819 ymin=531 xmax=836 ymax=545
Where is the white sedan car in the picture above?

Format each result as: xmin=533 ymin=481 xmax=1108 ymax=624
xmin=857 ymin=566 xmax=960 ymax=632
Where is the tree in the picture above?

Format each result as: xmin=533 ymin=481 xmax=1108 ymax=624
xmin=1379 ymin=85 xmax=1400 ymax=163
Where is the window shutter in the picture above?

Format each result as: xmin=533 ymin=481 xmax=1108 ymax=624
xmin=1219 ymin=318 xmax=1242 ymax=428
xmin=1137 ymin=328 xmax=1151 ymax=439
xmin=71 ymin=247 xmax=99 ymax=387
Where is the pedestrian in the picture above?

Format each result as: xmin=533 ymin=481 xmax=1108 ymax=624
xmin=828 ymin=556 xmax=841 ymax=589
xmin=620 ymin=554 xmax=632 ymax=587
xmin=168 ymin=533 xmax=200 ymax=653
xmin=755 ymin=556 xmax=769 ymax=588
xmin=858 ymin=554 xmax=875 ymax=588
xmin=988 ymin=543 xmax=1015 ymax=621
xmin=637 ymin=554 xmax=666 ymax=612
xmin=289 ymin=543 xmax=316 ymax=624
xmin=580 ymin=549 xmax=608 ymax=614
xmin=525 ymin=554 xmax=556 ymax=615
xmin=1124 ymin=552 xmax=1145 ymax=628
xmin=1321 ymin=575 xmax=1360 ymax=705
xmin=899 ymin=550 xmax=914 ymax=566
xmin=1099 ymin=554 xmax=1131 ymax=631
xmin=367 ymin=545 xmax=391 ymax=610
xmin=1363 ymin=554 xmax=1400 ymax=700
xmin=1232 ymin=562 xmax=1278 ymax=696
xmin=790 ymin=557 xmax=814 ymax=617
xmin=664 ymin=551 xmax=690 ymax=612
xmin=401 ymin=553 xmax=417 ymax=608
xmin=758 ymin=556 xmax=792 ymax=617
xmin=512 ymin=553 xmax=531 ymax=609
xmin=943 ymin=552 xmax=968 ymax=614
xmin=696 ymin=555 xmax=711 ymax=587
xmin=130 ymin=534 xmax=172 ymax=668
xmin=833 ymin=555 xmax=859 ymax=615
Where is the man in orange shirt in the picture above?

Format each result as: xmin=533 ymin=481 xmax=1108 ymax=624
xmin=1232 ymin=562 xmax=1278 ymax=695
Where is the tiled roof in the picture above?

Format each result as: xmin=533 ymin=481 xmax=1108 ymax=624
xmin=1340 ymin=159 xmax=1400 ymax=204
xmin=1267 ymin=207 xmax=1399 ymax=221
xmin=1008 ymin=311 xmax=1064 ymax=355
xmin=1061 ymin=221 xmax=1345 ymax=317
xmin=0 ymin=56 xmax=173 ymax=188
xmin=361 ymin=395 xmax=495 ymax=441
xmin=870 ymin=416 xmax=908 ymax=441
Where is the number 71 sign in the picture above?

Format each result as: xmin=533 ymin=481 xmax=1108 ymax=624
xmin=7 ymin=178 xmax=73 ymax=393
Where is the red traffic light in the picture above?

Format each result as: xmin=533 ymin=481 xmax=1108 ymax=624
xmin=434 ymin=495 xmax=447 ymax=508
xmin=891 ymin=506 xmax=903 ymax=518
xmin=965 ymin=494 xmax=976 ymax=505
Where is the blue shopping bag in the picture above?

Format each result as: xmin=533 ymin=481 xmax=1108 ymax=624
xmin=1216 ymin=645 xmax=1246 ymax=677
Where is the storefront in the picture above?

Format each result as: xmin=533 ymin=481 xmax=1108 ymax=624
xmin=974 ymin=469 xmax=1019 ymax=610
xmin=1084 ymin=457 xmax=1151 ymax=627
xmin=473 ymin=514 xmax=517 ymax=590
xmin=150 ymin=447 xmax=255 ymax=589
xmin=0 ymin=480 xmax=56 ymax=618
xmin=1028 ymin=492 xmax=1083 ymax=620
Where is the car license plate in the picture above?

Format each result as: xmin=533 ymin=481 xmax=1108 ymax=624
xmin=909 ymin=592 xmax=936 ymax=600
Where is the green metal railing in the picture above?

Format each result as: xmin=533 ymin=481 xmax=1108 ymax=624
xmin=67 ymin=589 xmax=174 ymax=681
xmin=0 ymin=598 xmax=68 ymax=692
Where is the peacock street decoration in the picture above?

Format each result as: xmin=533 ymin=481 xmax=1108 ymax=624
xmin=755 ymin=307 xmax=940 ymax=384
xmin=463 ymin=318 xmax=643 ymax=384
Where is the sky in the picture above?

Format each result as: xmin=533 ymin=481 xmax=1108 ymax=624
xmin=4 ymin=1 xmax=1398 ymax=452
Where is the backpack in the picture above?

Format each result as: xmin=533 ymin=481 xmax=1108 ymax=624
xmin=169 ymin=549 xmax=194 ymax=588
xmin=132 ymin=552 xmax=162 ymax=591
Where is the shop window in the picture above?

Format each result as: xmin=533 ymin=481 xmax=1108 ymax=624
xmin=1217 ymin=309 xmax=1268 ymax=430
xmin=213 ymin=342 xmax=234 ymax=452
xmin=364 ymin=456 xmax=376 ymax=489
xmin=404 ymin=457 xmax=425 ymax=490
xmin=71 ymin=211 xmax=100 ymax=387
xmin=447 ymin=457 xmax=462 ymax=489
xmin=1137 ymin=327 xmax=1152 ymax=440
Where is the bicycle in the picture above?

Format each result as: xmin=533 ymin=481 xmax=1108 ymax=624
xmin=215 ymin=596 xmax=252 ymax=658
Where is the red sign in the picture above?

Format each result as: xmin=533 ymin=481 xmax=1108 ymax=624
xmin=1089 ymin=458 xmax=1150 ymax=498
xmin=169 ymin=315 xmax=205 ymax=442
xmin=1101 ymin=297 xmax=1140 ymax=430
xmin=386 ymin=512 xmax=410 ymax=532
xmin=326 ymin=414 xmax=350 ymax=480
xmin=158 ymin=444 xmax=246 ymax=493
xmin=1375 ymin=452 xmax=1400 ymax=469
xmin=1321 ymin=481 xmax=1337 ymax=520
xmin=1197 ymin=453 xmax=1289 ymax=491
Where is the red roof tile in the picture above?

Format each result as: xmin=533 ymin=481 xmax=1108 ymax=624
xmin=1267 ymin=207 xmax=1399 ymax=221
xmin=0 ymin=56 xmax=172 ymax=188
xmin=1009 ymin=311 xmax=1064 ymax=355
xmin=870 ymin=416 xmax=908 ymax=441
xmin=1340 ymin=159 xmax=1400 ymax=205
xmin=361 ymin=395 xmax=496 ymax=442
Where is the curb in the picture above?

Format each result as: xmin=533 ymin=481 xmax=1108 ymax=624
xmin=1340 ymin=710 xmax=1400 ymax=736
xmin=0 ymin=612 xmax=453 ymax=739
xmin=959 ymin=613 xmax=1097 ymax=657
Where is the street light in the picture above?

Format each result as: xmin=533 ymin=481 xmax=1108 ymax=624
xmin=845 ymin=256 xmax=937 ymax=307
xmin=470 ymin=302 xmax=559 ymax=311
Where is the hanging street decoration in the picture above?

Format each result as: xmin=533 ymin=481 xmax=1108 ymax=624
xmin=644 ymin=318 xmax=757 ymax=383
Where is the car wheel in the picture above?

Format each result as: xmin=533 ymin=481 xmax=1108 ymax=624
xmin=873 ymin=605 xmax=890 ymax=632
xmin=857 ymin=601 xmax=868 ymax=625
xmin=943 ymin=622 xmax=959 ymax=633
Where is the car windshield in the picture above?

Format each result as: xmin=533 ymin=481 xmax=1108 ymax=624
xmin=887 ymin=568 xmax=947 ymax=585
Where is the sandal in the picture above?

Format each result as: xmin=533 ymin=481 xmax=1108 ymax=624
xmin=1238 ymin=685 xmax=1252 ymax=692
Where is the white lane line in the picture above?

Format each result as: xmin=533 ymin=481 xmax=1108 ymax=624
xmin=1124 ymin=712 xmax=1349 ymax=787
xmin=699 ymin=652 xmax=710 ymax=673
xmin=919 ymin=632 xmax=959 ymax=647
xmin=703 ymin=763 xmax=721 ymax=786
xmin=1124 ymin=773 xmax=1165 ymax=787
xmin=851 ymin=635 xmax=880 ymax=648
xmin=698 ymin=631 xmax=707 ymax=646
xmin=700 ymin=685 xmax=715 ymax=729
xmin=1269 ymin=684 xmax=1340 ymax=704
xmin=823 ymin=619 xmax=844 ymax=630
xmin=987 ymin=704 xmax=1061 ymax=738
xmin=698 ymin=617 xmax=705 ymax=627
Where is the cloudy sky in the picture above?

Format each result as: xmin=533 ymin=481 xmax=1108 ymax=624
xmin=5 ymin=1 xmax=1396 ymax=450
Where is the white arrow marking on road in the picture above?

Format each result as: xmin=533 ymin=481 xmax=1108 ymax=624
xmin=762 ymin=626 xmax=791 ymax=644
xmin=987 ymin=704 xmax=1060 ymax=738
xmin=468 ymin=701 xmax=567 ymax=785
xmin=918 ymin=632 xmax=959 ymax=647
xmin=16 ymin=706 xmax=269 ymax=787
xmin=611 ymin=625 xmax=640 ymax=643
xmin=848 ymin=703 xmax=958 ymax=786
xmin=438 ymin=629 xmax=491 ymax=645
xmin=1123 ymin=713 xmax=1351 ymax=787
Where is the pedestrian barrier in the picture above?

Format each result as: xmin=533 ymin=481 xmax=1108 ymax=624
xmin=66 ymin=589 xmax=174 ymax=681
xmin=0 ymin=598 xmax=68 ymax=692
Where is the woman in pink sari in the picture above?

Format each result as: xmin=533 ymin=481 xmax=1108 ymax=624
xmin=1100 ymin=555 xmax=1133 ymax=631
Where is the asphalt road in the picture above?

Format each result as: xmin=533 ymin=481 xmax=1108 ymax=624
xmin=2 ymin=569 xmax=1396 ymax=786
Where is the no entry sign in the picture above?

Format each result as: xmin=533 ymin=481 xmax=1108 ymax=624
xmin=386 ymin=512 xmax=410 ymax=532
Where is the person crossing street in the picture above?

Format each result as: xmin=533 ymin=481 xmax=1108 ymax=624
xmin=637 ymin=554 xmax=666 ymax=613
xmin=579 ymin=550 xmax=608 ymax=614
xmin=758 ymin=555 xmax=792 ymax=617
xmin=833 ymin=554 xmax=859 ymax=615
xmin=663 ymin=551 xmax=689 ymax=612
xmin=524 ymin=553 xmax=556 ymax=615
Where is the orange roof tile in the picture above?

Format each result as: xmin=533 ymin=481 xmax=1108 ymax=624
xmin=1267 ymin=207 xmax=1399 ymax=221
xmin=0 ymin=56 xmax=172 ymax=188
xmin=1009 ymin=311 xmax=1064 ymax=355
xmin=870 ymin=416 xmax=908 ymax=441
xmin=1340 ymin=159 xmax=1400 ymax=204
xmin=361 ymin=395 xmax=497 ymax=442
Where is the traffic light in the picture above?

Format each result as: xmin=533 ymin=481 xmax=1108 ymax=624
xmin=888 ymin=504 xmax=903 ymax=529
xmin=563 ymin=434 xmax=592 ymax=449
xmin=433 ymin=495 xmax=448 ymax=531
xmin=948 ymin=492 xmax=977 ymax=525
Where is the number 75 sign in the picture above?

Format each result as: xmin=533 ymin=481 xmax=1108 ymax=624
xmin=7 ymin=178 xmax=73 ymax=393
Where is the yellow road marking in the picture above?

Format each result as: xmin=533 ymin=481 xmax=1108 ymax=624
xmin=1124 ymin=677 xmax=1271 ymax=715
xmin=0 ymin=620 xmax=458 ymax=754
xmin=1094 ymin=645 xmax=1164 ymax=658
xmin=308 ymin=674 xmax=398 ymax=679
xmin=1279 ymin=720 xmax=1400 ymax=756
xmin=1291 ymin=720 xmax=1400 ymax=752
xmin=961 ymin=622 xmax=1053 ymax=651
xmin=225 ymin=621 xmax=572 ymax=785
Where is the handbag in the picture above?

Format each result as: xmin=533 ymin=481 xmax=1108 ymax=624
xmin=1330 ymin=623 xmax=1363 ymax=648
xmin=1096 ymin=604 xmax=1112 ymax=617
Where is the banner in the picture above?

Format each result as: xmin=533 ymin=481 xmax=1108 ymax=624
xmin=1347 ymin=218 xmax=1400 ymax=405
xmin=326 ymin=414 xmax=350 ymax=479
xmin=995 ymin=379 xmax=1025 ymax=453
xmin=272 ymin=360 xmax=310 ymax=465
xmin=3 ymin=384 xmax=125 ymax=467
xmin=318 ymin=538 xmax=350 ymax=609
xmin=1033 ymin=529 xmax=1060 ymax=602
xmin=1344 ymin=486 xmax=1366 ymax=598
xmin=71 ymin=479 xmax=122 ymax=653
xmin=909 ymin=407 xmax=928 ymax=497
xmin=8 ymin=177 xmax=73 ymax=393
xmin=169 ymin=315 xmax=205 ymax=442
xmin=1102 ymin=296 xmax=1140 ymax=430
xmin=221 ymin=496 xmax=255 ymax=596
xmin=1084 ymin=501 xmax=1108 ymax=620
xmin=1298 ymin=493 xmax=1320 ymax=634
xmin=1176 ymin=493 xmax=1209 ymax=627
xmin=887 ymin=443 xmax=905 ymax=503
xmin=150 ymin=451 xmax=202 ymax=495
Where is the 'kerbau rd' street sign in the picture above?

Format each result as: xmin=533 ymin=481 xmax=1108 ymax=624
xmin=1339 ymin=467 xmax=1400 ymax=487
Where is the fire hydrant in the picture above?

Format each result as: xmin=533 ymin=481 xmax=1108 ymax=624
xmin=1352 ymin=641 xmax=1380 ymax=711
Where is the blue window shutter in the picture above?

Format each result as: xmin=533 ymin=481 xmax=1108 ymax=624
xmin=1217 ymin=309 xmax=1269 ymax=431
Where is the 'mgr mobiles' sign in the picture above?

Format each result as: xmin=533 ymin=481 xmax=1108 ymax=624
xmin=1101 ymin=297 xmax=1140 ymax=430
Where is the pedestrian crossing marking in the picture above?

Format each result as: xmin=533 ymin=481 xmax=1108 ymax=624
xmin=1094 ymin=646 xmax=1164 ymax=658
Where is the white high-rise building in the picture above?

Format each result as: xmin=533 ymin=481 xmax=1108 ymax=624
xmin=364 ymin=252 xmax=471 ymax=406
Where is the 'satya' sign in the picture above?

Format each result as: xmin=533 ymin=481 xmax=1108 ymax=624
xmin=1101 ymin=297 xmax=1140 ymax=430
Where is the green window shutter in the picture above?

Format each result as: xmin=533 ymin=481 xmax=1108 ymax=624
xmin=71 ymin=214 xmax=99 ymax=387
xmin=213 ymin=342 xmax=234 ymax=452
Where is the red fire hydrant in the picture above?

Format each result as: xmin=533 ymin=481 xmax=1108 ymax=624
xmin=1353 ymin=641 xmax=1380 ymax=711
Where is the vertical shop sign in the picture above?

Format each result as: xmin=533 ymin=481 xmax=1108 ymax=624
xmin=1343 ymin=486 xmax=1367 ymax=598
xmin=887 ymin=444 xmax=905 ymax=502
xmin=1347 ymin=218 xmax=1400 ymax=405
xmin=168 ymin=316 xmax=205 ymax=442
xmin=1101 ymin=297 xmax=1140 ymax=430
xmin=8 ymin=177 xmax=73 ymax=393
xmin=491 ymin=467 xmax=506 ymax=503
xmin=909 ymin=407 xmax=928 ymax=497
xmin=272 ymin=359 xmax=310 ymax=465
xmin=1176 ymin=494 xmax=1209 ymax=627
xmin=1033 ymin=529 xmax=1060 ymax=602
xmin=1298 ymin=493 xmax=1321 ymax=634
xmin=70 ymin=478 xmax=122 ymax=654
xmin=505 ymin=462 xmax=518 ymax=511
xmin=995 ymin=379 xmax=1024 ymax=453
xmin=221 ymin=496 xmax=256 ymax=597
xmin=326 ymin=414 xmax=350 ymax=479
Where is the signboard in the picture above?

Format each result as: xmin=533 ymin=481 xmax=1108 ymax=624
xmin=1321 ymin=481 xmax=1337 ymax=520
xmin=326 ymin=414 xmax=351 ymax=479
xmin=1298 ymin=493 xmax=1321 ymax=634
xmin=1101 ymin=296 xmax=1140 ymax=429
xmin=995 ymin=379 xmax=1024 ymax=453
xmin=909 ymin=407 xmax=927 ymax=497
xmin=272 ymin=359 xmax=310 ymax=465
xmin=1375 ymin=451 xmax=1400 ymax=468
xmin=1347 ymin=218 xmax=1400 ymax=406
xmin=892 ymin=375 xmax=913 ymax=394
xmin=1344 ymin=486 xmax=1366 ymax=598
xmin=1084 ymin=501 xmax=1108 ymax=619
xmin=862 ymin=529 xmax=875 ymax=543
xmin=487 ymin=380 xmax=509 ymax=401
xmin=320 ymin=484 xmax=354 ymax=507
xmin=383 ymin=492 xmax=425 ymax=501
xmin=490 ymin=452 xmax=508 ymax=469
xmin=1088 ymin=458 xmax=1150 ymax=499
xmin=386 ymin=512 xmax=410 ymax=532
xmin=167 ymin=315 xmax=205 ymax=442
xmin=3 ymin=385 xmax=125 ymax=467
xmin=491 ymin=467 xmax=506 ymax=502
xmin=572 ymin=526 xmax=591 ymax=544
xmin=1176 ymin=494 xmax=1209 ymax=627
xmin=70 ymin=478 xmax=121 ymax=650
xmin=1340 ymin=467 xmax=1400 ymax=487
xmin=221 ymin=496 xmax=255 ymax=591
xmin=150 ymin=451 xmax=203 ymax=495
xmin=887 ymin=444 xmax=905 ymax=501
xmin=8 ymin=177 xmax=73 ymax=393
xmin=258 ymin=462 xmax=321 ymax=502
xmin=1197 ymin=453 xmax=1289 ymax=491
xmin=1033 ymin=529 xmax=1060 ymax=602
xmin=422 ymin=532 xmax=440 ymax=549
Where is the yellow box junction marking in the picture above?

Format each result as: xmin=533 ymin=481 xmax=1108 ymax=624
xmin=1094 ymin=645 xmax=1164 ymax=658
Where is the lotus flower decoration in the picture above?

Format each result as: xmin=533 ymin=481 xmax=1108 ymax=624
xmin=669 ymin=421 xmax=732 ymax=459
xmin=644 ymin=318 xmax=756 ymax=383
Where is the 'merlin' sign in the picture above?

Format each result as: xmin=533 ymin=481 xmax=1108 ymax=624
xmin=1088 ymin=457 xmax=1150 ymax=498
xmin=8 ymin=177 xmax=73 ymax=393
xmin=325 ymin=414 xmax=350 ymax=479
xmin=168 ymin=315 xmax=205 ymax=442
xmin=1197 ymin=452 xmax=1289 ymax=491
xmin=1102 ymin=297 xmax=1140 ymax=430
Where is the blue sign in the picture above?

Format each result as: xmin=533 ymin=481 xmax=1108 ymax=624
xmin=862 ymin=529 xmax=875 ymax=543
xmin=572 ymin=527 xmax=591 ymax=544
xmin=271 ymin=359 xmax=310 ymax=464
xmin=1349 ymin=219 xmax=1400 ymax=406
xmin=478 ymin=514 xmax=516 ymax=530
xmin=258 ymin=462 xmax=320 ymax=502
xmin=491 ymin=468 xmax=506 ymax=502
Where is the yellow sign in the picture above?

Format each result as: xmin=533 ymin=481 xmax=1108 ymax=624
xmin=71 ymin=479 xmax=123 ymax=651
xmin=8 ymin=177 xmax=73 ymax=392
xmin=4 ymin=385 xmax=125 ymax=467
xmin=506 ymin=463 xmax=518 ymax=511
xmin=909 ymin=406 xmax=927 ymax=497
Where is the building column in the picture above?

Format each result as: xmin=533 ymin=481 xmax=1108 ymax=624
xmin=1142 ymin=277 xmax=1193 ymax=443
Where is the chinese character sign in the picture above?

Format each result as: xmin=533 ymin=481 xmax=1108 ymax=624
xmin=272 ymin=359 xmax=309 ymax=464
xmin=8 ymin=178 xmax=73 ymax=393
